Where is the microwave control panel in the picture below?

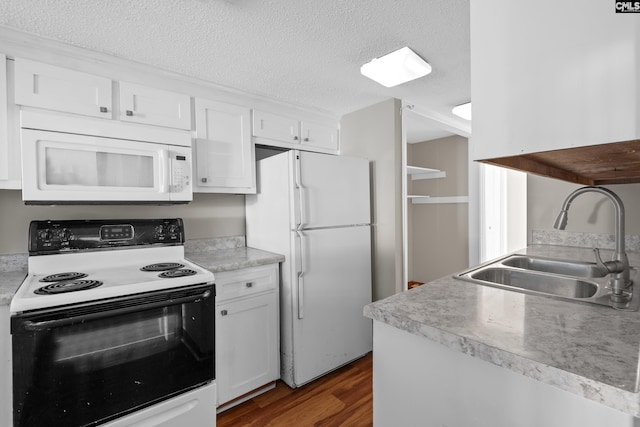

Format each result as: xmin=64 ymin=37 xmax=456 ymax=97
xmin=171 ymin=154 xmax=191 ymax=194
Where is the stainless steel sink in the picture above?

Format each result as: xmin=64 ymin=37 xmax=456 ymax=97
xmin=469 ymin=267 xmax=598 ymax=299
xmin=501 ymin=255 xmax=607 ymax=278
xmin=454 ymin=254 xmax=638 ymax=310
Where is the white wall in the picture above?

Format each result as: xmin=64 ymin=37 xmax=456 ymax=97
xmin=527 ymin=176 xmax=640 ymax=240
xmin=340 ymin=99 xmax=403 ymax=300
xmin=0 ymin=190 xmax=245 ymax=254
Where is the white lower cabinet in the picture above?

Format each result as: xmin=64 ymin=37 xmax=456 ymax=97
xmin=215 ymin=264 xmax=279 ymax=409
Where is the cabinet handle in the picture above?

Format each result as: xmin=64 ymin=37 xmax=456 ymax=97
xmin=293 ymin=135 xmax=299 ymax=141
xmin=126 ymin=110 xmax=133 ymax=116
xmin=303 ymin=137 xmax=309 ymax=142
xmin=99 ymin=106 xmax=108 ymax=113
xmin=246 ymin=282 xmax=253 ymax=288
xmin=201 ymin=177 xmax=208 ymax=183
xmin=221 ymin=309 xmax=228 ymax=316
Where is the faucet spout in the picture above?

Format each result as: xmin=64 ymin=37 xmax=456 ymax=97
xmin=553 ymin=186 xmax=630 ymax=304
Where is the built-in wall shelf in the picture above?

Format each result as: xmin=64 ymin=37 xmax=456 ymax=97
xmin=407 ymin=165 xmax=459 ymax=204
xmin=407 ymin=165 xmax=446 ymax=180
xmin=408 ymin=195 xmax=469 ymax=205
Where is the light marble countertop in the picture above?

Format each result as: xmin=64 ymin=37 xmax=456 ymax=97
xmin=0 ymin=270 xmax=27 ymax=306
xmin=0 ymin=237 xmax=283 ymax=306
xmin=186 ymin=247 xmax=284 ymax=273
xmin=365 ymin=244 xmax=640 ymax=417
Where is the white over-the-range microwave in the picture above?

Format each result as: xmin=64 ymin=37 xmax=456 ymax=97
xmin=20 ymin=110 xmax=192 ymax=204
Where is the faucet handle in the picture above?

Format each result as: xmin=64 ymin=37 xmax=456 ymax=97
xmin=593 ymin=248 xmax=625 ymax=274
xmin=593 ymin=248 xmax=609 ymax=273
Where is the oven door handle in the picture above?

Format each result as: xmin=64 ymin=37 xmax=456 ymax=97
xmin=21 ymin=289 xmax=212 ymax=332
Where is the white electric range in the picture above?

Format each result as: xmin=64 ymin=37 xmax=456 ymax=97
xmin=10 ymin=218 xmax=216 ymax=427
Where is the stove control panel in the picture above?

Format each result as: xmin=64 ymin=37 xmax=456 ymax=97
xmin=28 ymin=219 xmax=185 ymax=255
xmin=100 ymin=224 xmax=134 ymax=241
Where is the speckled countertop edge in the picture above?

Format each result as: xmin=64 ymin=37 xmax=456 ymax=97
xmin=186 ymin=247 xmax=284 ymax=273
xmin=0 ymin=237 xmax=283 ymax=306
xmin=365 ymin=244 xmax=640 ymax=417
xmin=0 ymin=253 xmax=27 ymax=305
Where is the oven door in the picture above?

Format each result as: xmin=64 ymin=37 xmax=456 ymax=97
xmin=11 ymin=283 xmax=214 ymax=427
xmin=20 ymin=128 xmax=192 ymax=204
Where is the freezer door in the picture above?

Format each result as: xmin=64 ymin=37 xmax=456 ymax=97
xmin=293 ymin=151 xmax=370 ymax=229
xmin=291 ymin=225 xmax=372 ymax=386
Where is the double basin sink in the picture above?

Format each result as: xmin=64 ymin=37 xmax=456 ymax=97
xmin=455 ymin=253 xmax=638 ymax=310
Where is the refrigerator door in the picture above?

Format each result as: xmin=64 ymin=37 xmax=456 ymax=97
xmin=291 ymin=225 xmax=372 ymax=386
xmin=293 ymin=151 xmax=370 ymax=229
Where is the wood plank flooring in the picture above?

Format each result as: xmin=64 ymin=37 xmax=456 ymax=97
xmin=217 ymin=352 xmax=373 ymax=427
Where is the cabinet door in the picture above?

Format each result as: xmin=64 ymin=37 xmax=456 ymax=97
xmin=1 ymin=55 xmax=22 ymax=189
xmin=119 ymin=81 xmax=191 ymax=130
xmin=216 ymin=292 xmax=279 ymax=406
xmin=300 ymin=121 xmax=339 ymax=152
xmin=194 ymin=99 xmax=255 ymax=193
xmin=14 ymin=58 xmax=112 ymax=118
xmin=252 ymin=110 xmax=300 ymax=143
xmin=0 ymin=54 xmax=8 ymax=182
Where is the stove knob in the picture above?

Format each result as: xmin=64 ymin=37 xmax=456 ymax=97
xmin=168 ymin=224 xmax=178 ymax=234
xmin=58 ymin=228 xmax=71 ymax=242
xmin=155 ymin=225 xmax=164 ymax=234
xmin=38 ymin=229 xmax=52 ymax=241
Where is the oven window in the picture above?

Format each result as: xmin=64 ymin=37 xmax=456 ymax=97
xmin=12 ymin=285 xmax=214 ymax=427
xmin=45 ymin=147 xmax=155 ymax=188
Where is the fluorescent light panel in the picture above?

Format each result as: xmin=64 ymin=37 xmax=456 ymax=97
xmin=452 ymin=102 xmax=471 ymax=120
xmin=360 ymin=47 xmax=432 ymax=88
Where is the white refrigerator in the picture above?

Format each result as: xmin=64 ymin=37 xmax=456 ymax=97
xmin=245 ymin=149 xmax=372 ymax=388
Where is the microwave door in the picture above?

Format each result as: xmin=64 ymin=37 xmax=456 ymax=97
xmin=21 ymin=129 xmax=173 ymax=203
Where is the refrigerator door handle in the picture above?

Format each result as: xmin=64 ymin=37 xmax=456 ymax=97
xmin=296 ymin=229 xmax=305 ymax=319
xmin=294 ymin=154 xmax=305 ymax=230
xmin=297 ymin=271 xmax=304 ymax=319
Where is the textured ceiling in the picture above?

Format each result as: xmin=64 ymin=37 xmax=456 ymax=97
xmin=0 ymin=0 xmax=470 ymax=140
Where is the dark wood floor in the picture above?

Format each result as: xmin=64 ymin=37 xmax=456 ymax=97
xmin=217 ymin=352 xmax=373 ymax=427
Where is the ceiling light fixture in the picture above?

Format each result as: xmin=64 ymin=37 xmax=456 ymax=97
xmin=360 ymin=47 xmax=432 ymax=88
xmin=452 ymin=102 xmax=472 ymax=120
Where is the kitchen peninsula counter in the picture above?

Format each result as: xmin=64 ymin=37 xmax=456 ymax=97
xmin=365 ymin=244 xmax=640 ymax=424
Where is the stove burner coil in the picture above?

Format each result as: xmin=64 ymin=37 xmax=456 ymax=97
xmin=140 ymin=262 xmax=185 ymax=272
xmin=158 ymin=269 xmax=197 ymax=278
xmin=40 ymin=272 xmax=88 ymax=282
xmin=34 ymin=280 xmax=103 ymax=295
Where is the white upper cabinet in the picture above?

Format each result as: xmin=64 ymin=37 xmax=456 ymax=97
xmin=14 ymin=59 xmax=191 ymax=131
xmin=300 ymin=121 xmax=339 ymax=152
xmin=1 ymin=56 xmax=22 ymax=189
xmin=470 ymin=0 xmax=640 ymax=161
xmin=253 ymin=110 xmax=299 ymax=143
xmin=119 ymin=82 xmax=191 ymax=130
xmin=0 ymin=54 xmax=9 ymax=184
xmin=14 ymin=58 xmax=112 ymax=119
xmin=193 ymin=99 xmax=255 ymax=193
xmin=253 ymin=110 xmax=339 ymax=154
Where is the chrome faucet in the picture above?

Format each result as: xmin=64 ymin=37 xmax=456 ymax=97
xmin=553 ymin=186 xmax=631 ymax=307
